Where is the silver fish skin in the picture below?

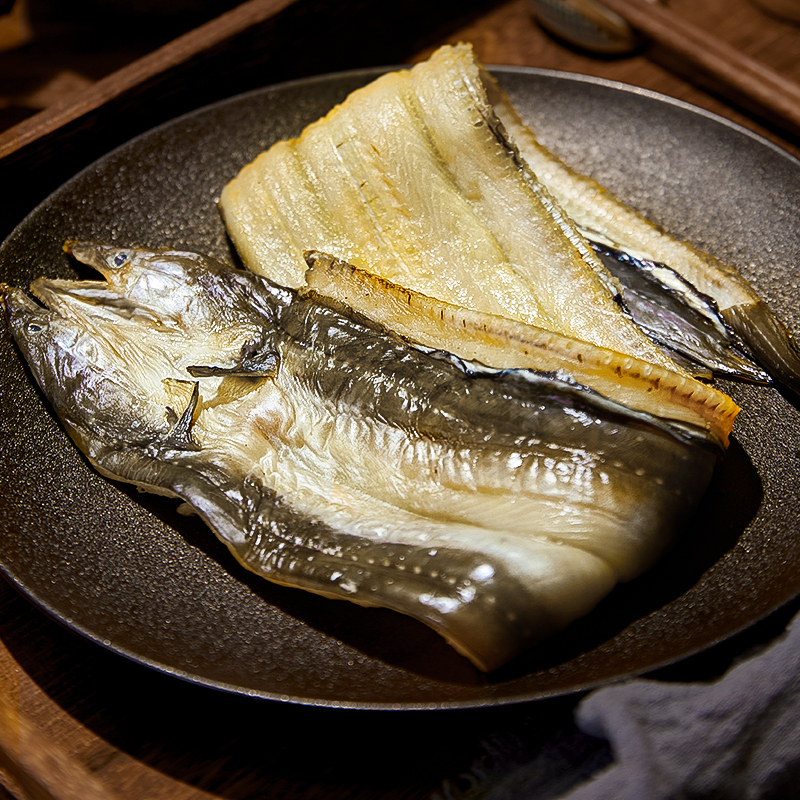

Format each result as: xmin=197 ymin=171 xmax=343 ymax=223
xmin=3 ymin=242 xmax=719 ymax=671
xmin=588 ymin=242 xmax=771 ymax=383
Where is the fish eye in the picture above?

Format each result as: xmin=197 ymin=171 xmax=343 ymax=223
xmin=113 ymin=251 xmax=129 ymax=267
xmin=26 ymin=322 xmax=43 ymax=333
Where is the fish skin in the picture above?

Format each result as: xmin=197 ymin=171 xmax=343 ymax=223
xmin=588 ymin=242 xmax=771 ymax=383
xmin=302 ymin=250 xmax=740 ymax=446
xmin=2 ymin=243 xmax=719 ymax=671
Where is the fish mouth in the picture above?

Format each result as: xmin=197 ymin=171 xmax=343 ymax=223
xmin=63 ymin=240 xmax=136 ymax=277
xmin=31 ymin=278 xmax=142 ymax=321
xmin=2 ymin=284 xmax=52 ymax=333
xmin=63 ymin=239 xmax=109 ymax=270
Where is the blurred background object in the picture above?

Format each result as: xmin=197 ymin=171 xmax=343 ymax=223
xmin=0 ymin=0 xmax=30 ymax=51
xmin=750 ymin=0 xmax=800 ymax=22
xmin=528 ymin=0 xmax=661 ymax=54
xmin=0 ymin=0 xmax=242 ymax=132
xmin=0 ymin=0 xmax=506 ymax=137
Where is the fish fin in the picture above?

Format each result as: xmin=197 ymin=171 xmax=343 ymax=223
xmin=187 ymin=338 xmax=280 ymax=378
xmin=185 ymin=358 xmax=279 ymax=378
xmin=723 ymin=301 xmax=800 ymax=396
xmin=163 ymin=382 xmax=201 ymax=451
xmin=590 ymin=242 xmax=771 ymax=383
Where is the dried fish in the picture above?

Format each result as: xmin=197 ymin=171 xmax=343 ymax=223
xmin=219 ymin=44 xmax=677 ymax=372
xmin=222 ymin=42 xmax=798 ymax=391
xmin=302 ymin=250 xmax=739 ymax=446
xmin=3 ymin=243 xmax=723 ymax=671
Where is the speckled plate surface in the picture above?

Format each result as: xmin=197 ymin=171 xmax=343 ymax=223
xmin=1 ymin=67 xmax=799 ymax=709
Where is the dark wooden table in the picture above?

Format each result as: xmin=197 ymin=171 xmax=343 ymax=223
xmin=1 ymin=0 xmax=800 ymax=797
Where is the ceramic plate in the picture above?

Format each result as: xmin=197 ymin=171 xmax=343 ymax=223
xmin=1 ymin=67 xmax=799 ymax=709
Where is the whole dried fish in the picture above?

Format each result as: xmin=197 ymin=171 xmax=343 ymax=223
xmin=3 ymin=243 xmax=722 ymax=671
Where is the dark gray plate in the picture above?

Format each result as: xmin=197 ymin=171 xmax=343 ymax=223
xmin=1 ymin=67 xmax=799 ymax=709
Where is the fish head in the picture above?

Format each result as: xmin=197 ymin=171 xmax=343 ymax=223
xmin=3 ymin=285 xmax=63 ymax=380
xmin=3 ymin=240 xmax=288 ymax=456
xmin=63 ymin=240 xmax=216 ymax=326
xmin=54 ymin=242 xmax=285 ymax=379
xmin=63 ymin=241 xmax=288 ymax=329
xmin=2 ymin=284 xmax=173 ymax=452
xmin=3 ymin=284 xmax=105 ymax=392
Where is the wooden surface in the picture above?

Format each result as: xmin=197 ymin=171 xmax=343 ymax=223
xmin=1 ymin=0 xmax=800 ymax=797
xmin=599 ymin=0 xmax=800 ymax=133
xmin=0 ymin=0 xmax=300 ymax=159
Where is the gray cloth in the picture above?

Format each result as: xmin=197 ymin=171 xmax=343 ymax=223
xmin=562 ymin=611 xmax=800 ymax=799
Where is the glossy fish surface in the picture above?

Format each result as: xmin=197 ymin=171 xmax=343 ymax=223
xmin=302 ymin=250 xmax=739 ymax=446
xmin=3 ymin=243 xmax=721 ymax=671
xmin=220 ymin=42 xmax=800 ymax=394
xmin=588 ymin=242 xmax=770 ymax=383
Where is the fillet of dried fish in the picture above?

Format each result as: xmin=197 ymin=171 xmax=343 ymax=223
xmin=302 ymin=250 xmax=739 ymax=446
xmin=219 ymin=44 xmax=676 ymax=372
xmin=222 ymin=43 xmax=796 ymax=390
xmin=3 ymin=243 xmax=722 ymax=671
